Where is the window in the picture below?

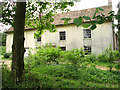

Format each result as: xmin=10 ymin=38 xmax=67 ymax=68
xmin=37 ymin=37 xmax=41 ymax=42
xmin=84 ymin=46 xmax=91 ymax=55
xmin=24 ymin=47 xmax=29 ymax=57
xmin=83 ymin=29 xmax=91 ymax=38
xmin=60 ymin=31 xmax=66 ymax=40
xmin=60 ymin=47 xmax=66 ymax=51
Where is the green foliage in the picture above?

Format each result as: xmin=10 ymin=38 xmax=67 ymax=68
xmin=83 ymin=16 xmax=91 ymax=20
xmin=25 ymin=43 xmax=62 ymax=68
xmin=2 ymin=64 xmax=14 ymax=88
xmin=61 ymin=18 xmax=71 ymax=25
xmin=0 ymin=33 xmax=6 ymax=46
xmin=97 ymin=46 xmax=120 ymax=72
xmin=0 ymin=46 xmax=6 ymax=55
xmin=3 ymin=45 xmax=120 ymax=88
xmin=2 ymin=2 xmax=74 ymax=38
xmin=4 ymin=53 xmax=11 ymax=58
xmin=74 ymin=16 xmax=83 ymax=27
xmin=67 ymin=7 xmax=115 ymax=30
xmin=82 ymin=23 xmax=91 ymax=28
xmin=115 ymin=65 xmax=120 ymax=70
xmin=85 ymin=54 xmax=97 ymax=63
xmin=30 ymin=65 xmax=119 ymax=88
xmin=98 ymin=46 xmax=120 ymax=62
xmin=63 ymin=48 xmax=85 ymax=69
xmin=90 ymin=24 xmax=97 ymax=30
xmin=2 ymin=63 xmax=41 ymax=88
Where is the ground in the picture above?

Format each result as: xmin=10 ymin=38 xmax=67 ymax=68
xmin=0 ymin=59 xmax=117 ymax=71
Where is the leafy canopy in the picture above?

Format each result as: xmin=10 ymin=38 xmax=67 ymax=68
xmin=2 ymin=1 xmax=74 ymax=37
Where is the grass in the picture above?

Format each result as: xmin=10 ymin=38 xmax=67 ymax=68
xmin=2 ymin=60 xmax=119 ymax=88
xmin=29 ymin=63 xmax=119 ymax=88
xmin=94 ymin=61 xmax=117 ymax=68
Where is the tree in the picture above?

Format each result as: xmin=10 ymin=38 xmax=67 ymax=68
xmin=117 ymin=1 xmax=120 ymax=51
xmin=2 ymin=1 xmax=74 ymax=83
xmin=12 ymin=1 xmax=26 ymax=83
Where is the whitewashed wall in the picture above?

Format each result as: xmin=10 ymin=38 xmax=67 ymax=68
xmin=6 ymin=22 xmax=114 ymax=55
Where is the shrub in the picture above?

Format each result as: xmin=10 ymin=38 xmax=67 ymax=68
xmin=0 ymin=46 xmax=6 ymax=55
xmin=25 ymin=43 xmax=62 ymax=68
xmin=85 ymin=54 xmax=97 ymax=63
xmin=63 ymin=48 xmax=85 ymax=70
xmin=4 ymin=53 xmax=11 ymax=58
xmin=97 ymin=46 xmax=119 ymax=62
xmin=97 ymin=45 xmax=120 ymax=72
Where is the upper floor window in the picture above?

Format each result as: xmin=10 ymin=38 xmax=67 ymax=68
xmin=84 ymin=46 xmax=91 ymax=55
xmin=83 ymin=29 xmax=91 ymax=38
xmin=60 ymin=31 xmax=66 ymax=40
xmin=37 ymin=37 xmax=41 ymax=42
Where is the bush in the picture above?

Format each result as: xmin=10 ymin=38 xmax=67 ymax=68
xmin=4 ymin=53 xmax=11 ymax=58
xmin=85 ymin=54 xmax=97 ymax=63
xmin=97 ymin=46 xmax=119 ymax=62
xmin=0 ymin=46 xmax=6 ymax=55
xmin=25 ymin=43 xmax=62 ymax=68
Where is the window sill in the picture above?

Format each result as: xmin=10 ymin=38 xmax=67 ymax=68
xmin=59 ymin=40 xmax=66 ymax=41
xmin=83 ymin=38 xmax=92 ymax=40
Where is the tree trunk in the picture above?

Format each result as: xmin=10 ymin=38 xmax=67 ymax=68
xmin=12 ymin=2 xmax=26 ymax=83
xmin=117 ymin=2 xmax=120 ymax=88
xmin=118 ymin=2 xmax=120 ymax=52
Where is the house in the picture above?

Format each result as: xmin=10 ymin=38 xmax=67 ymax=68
xmin=5 ymin=4 xmax=117 ymax=56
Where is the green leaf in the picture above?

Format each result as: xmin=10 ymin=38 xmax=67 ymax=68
xmin=108 ymin=11 xmax=114 ymax=14
xmin=91 ymin=21 xmax=97 ymax=24
xmin=92 ymin=12 xmax=96 ymax=19
xmin=90 ymin=24 xmax=97 ymax=30
xmin=82 ymin=23 xmax=91 ymax=28
xmin=64 ymin=20 xmax=68 ymax=25
xmin=83 ymin=16 xmax=91 ymax=20
xmin=115 ymin=15 xmax=119 ymax=19
xmin=74 ymin=16 xmax=83 ymax=27
xmin=96 ymin=8 xmax=99 ymax=13
xmin=115 ymin=65 xmax=120 ymax=70
xmin=97 ymin=18 xmax=105 ymax=24
xmin=97 ymin=7 xmax=104 ymax=11
xmin=61 ymin=18 xmax=71 ymax=20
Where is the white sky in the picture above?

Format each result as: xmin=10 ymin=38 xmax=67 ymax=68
xmin=0 ymin=0 xmax=120 ymax=32
xmin=69 ymin=0 xmax=108 ymax=11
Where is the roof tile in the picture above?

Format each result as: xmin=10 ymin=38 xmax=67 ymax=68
xmin=6 ymin=5 xmax=112 ymax=33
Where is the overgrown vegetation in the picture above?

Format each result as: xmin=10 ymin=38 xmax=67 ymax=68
xmin=2 ymin=44 xmax=120 ymax=88
xmin=0 ymin=46 xmax=6 ymax=55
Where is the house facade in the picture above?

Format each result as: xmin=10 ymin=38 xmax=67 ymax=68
xmin=6 ymin=5 xmax=117 ymax=56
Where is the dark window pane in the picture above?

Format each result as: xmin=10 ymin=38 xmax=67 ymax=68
xmin=84 ymin=46 xmax=91 ymax=55
xmin=60 ymin=47 xmax=66 ymax=51
xmin=60 ymin=31 xmax=66 ymax=40
xmin=37 ymin=37 xmax=41 ymax=42
xmin=84 ymin=29 xmax=91 ymax=38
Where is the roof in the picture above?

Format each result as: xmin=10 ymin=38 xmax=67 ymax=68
xmin=6 ymin=5 xmax=112 ymax=33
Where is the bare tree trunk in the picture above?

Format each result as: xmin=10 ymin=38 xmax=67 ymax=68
xmin=117 ymin=2 xmax=120 ymax=88
xmin=12 ymin=2 xmax=26 ymax=83
xmin=118 ymin=2 xmax=120 ymax=52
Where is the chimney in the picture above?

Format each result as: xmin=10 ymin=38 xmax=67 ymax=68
xmin=108 ymin=0 xmax=112 ymax=6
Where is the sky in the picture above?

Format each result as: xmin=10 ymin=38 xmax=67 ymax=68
xmin=69 ymin=0 xmax=108 ymax=11
xmin=0 ymin=0 xmax=120 ymax=32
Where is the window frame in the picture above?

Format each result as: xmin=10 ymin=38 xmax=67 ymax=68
xmin=59 ymin=31 xmax=66 ymax=40
xmin=83 ymin=29 xmax=91 ymax=38
xmin=84 ymin=46 xmax=91 ymax=55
